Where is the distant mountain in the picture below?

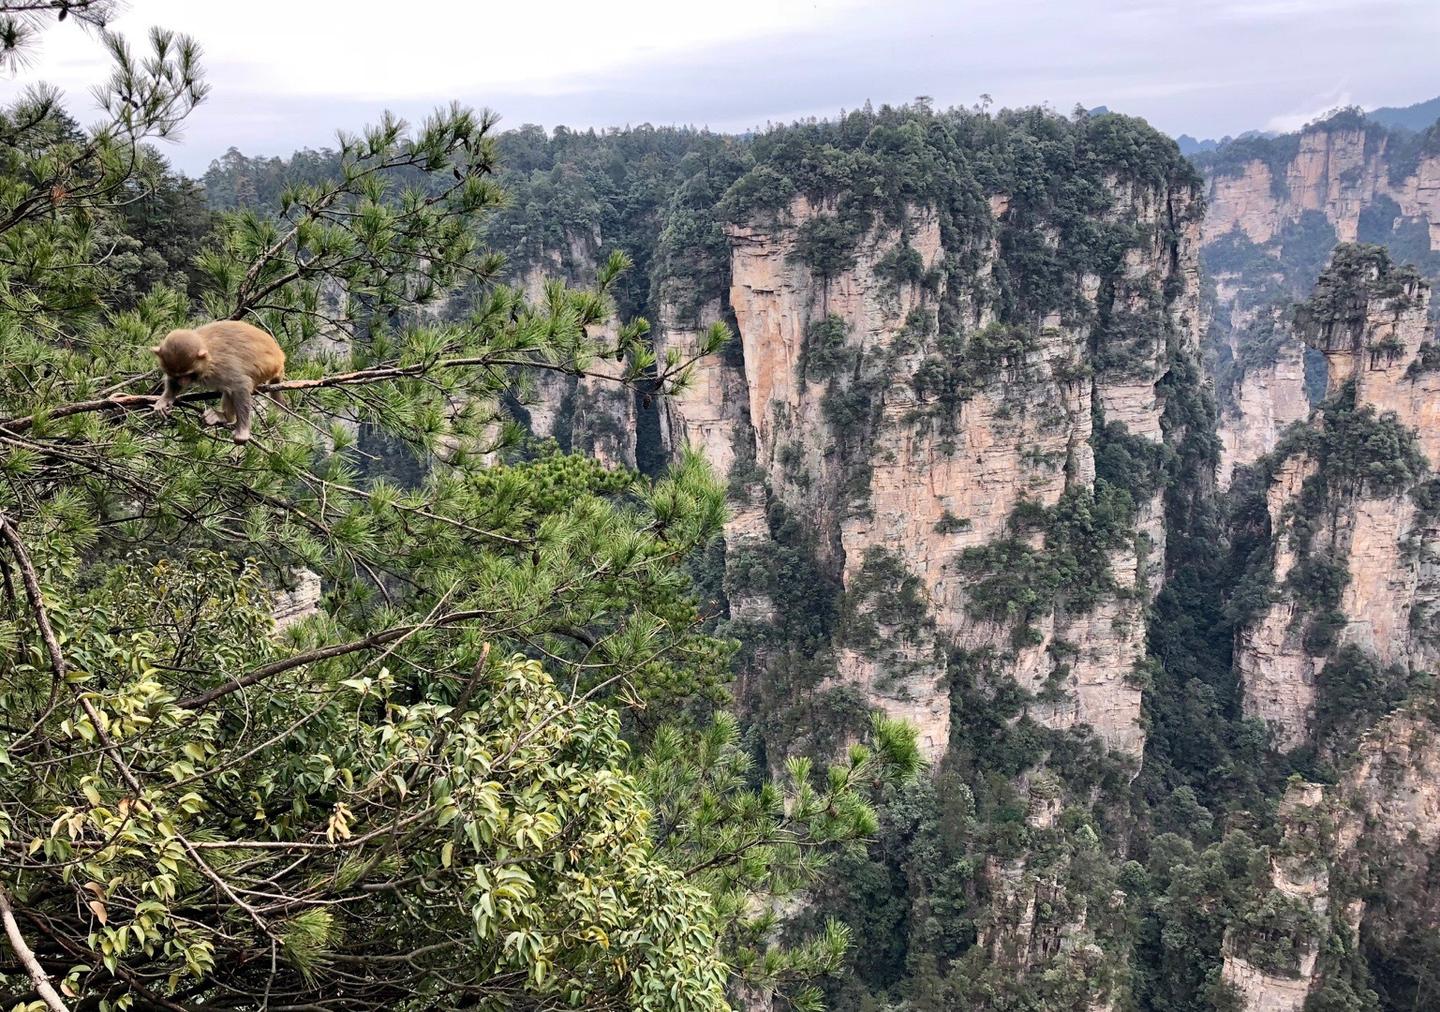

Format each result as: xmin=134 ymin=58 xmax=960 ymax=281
xmin=1170 ymin=95 xmax=1439 ymax=159
xmin=1176 ymin=129 xmax=1265 ymax=155
xmin=1367 ymin=94 xmax=1440 ymax=132
xmin=1175 ymin=134 xmax=1219 ymax=155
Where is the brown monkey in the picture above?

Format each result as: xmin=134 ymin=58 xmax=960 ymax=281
xmin=152 ymin=321 xmax=285 ymax=443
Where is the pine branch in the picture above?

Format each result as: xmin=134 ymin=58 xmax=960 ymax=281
xmin=0 ymin=348 xmax=696 ymax=435
xmin=173 ymin=607 xmax=494 ymax=710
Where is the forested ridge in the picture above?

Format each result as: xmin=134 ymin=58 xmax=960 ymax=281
xmin=2 ymin=3 xmax=1439 ymax=1011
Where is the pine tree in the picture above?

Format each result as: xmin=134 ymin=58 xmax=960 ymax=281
xmin=0 ymin=7 xmax=914 ymax=1010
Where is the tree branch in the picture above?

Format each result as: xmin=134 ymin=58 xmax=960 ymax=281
xmin=0 ymin=511 xmax=277 ymax=942
xmin=174 ymin=609 xmax=493 ymax=711
xmin=0 ymin=339 xmax=708 ymax=436
xmin=0 ymin=884 xmax=69 ymax=1012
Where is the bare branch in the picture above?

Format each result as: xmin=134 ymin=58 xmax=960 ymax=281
xmin=0 ymin=882 xmax=69 ymax=1012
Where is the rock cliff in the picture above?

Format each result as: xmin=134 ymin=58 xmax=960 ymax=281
xmin=1198 ymin=114 xmax=1440 ymax=487
xmin=1234 ymin=245 xmax=1438 ymax=749
xmin=515 ymin=259 xmax=639 ymax=470
xmin=644 ymin=109 xmax=1205 ymax=1010
xmin=1220 ymin=708 xmax=1440 ymax=1009
xmin=686 ymin=166 xmax=1200 ymax=767
xmin=1216 ymin=333 xmax=1310 ymax=490
xmin=1204 ymin=122 xmax=1440 ymax=249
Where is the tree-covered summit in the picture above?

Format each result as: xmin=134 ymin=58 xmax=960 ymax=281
xmin=203 ymin=102 xmax=1201 ymax=330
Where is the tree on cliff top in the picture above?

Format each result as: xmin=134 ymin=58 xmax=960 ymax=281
xmin=0 ymin=8 xmax=915 ymax=1010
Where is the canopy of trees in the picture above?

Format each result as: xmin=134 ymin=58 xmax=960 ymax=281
xmin=0 ymin=5 xmax=918 ymax=1010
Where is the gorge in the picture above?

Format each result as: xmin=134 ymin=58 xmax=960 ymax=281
xmin=141 ymin=103 xmax=1440 ymax=1010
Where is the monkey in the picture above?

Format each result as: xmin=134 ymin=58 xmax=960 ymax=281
xmin=152 ymin=321 xmax=285 ymax=443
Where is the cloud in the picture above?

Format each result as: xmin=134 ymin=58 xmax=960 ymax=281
xmin=1213 ymin=0 xmax=1426 ymax=20
xmin=1266 ymin=86 xmax=1354 ymax=133
xmin=1 ymin=0 xmax=1435 ymax=173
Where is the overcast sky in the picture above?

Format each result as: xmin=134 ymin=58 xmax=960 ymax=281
xmin=2 ymin=0 xmax=1436 ymax=174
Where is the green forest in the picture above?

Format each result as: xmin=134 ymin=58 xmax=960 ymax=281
xmin=2 ymin=3 xmax=1440 ymax=1012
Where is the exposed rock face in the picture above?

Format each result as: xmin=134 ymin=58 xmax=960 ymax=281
xmin=1217 ymin=340 xmax=1310 ymax=489
xmin=272 ymin=569 xmax=323 ymax=629
xmin=1219 ymin=713 xmax=1440 ymax=1009
xmin=1204 ymin=127 xmax=1440 ymax=249
xmin=690 ymin=180 xmax=1200 ymax=764
xmin=1220 ymin=783 xmax=1330 ymax=1011
xmin=1200 ymin=119 xmax=1440 ymax=486
xmin=516 ymin=261 xmax=638 ymax=469
xmin=1335 ymin=709 xmax=1440 ymax=854
xmin=721 ymin=200 xmax=955 ymax=755
xmin=1235 ymin=251 xmax=1438 ymax=748
xmin=1235 ymin=453 xmax=1321 ymax=749
xmin=655 ymin=299 xmax=750 ymax=477
xmin=979 ymin=853 xmax=1116 ymax=989
xmin=1222 ymin=954 xmax=1315 ymax=1012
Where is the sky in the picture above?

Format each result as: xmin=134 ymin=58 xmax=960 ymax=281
xmin=1 ymin=0 xmax=1437 ymax=174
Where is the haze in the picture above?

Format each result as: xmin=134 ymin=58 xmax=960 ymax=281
xmin=3 ymin=0 xmax=1436 ymax=173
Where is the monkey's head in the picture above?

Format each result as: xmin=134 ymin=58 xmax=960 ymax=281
xmin=152 ymin=329 xmax=210 ymax=386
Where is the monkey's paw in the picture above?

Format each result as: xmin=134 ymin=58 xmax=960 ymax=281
xmin=152 ymin=401 xmax=173 ymax=417
xmin=202 ymin=409 xmax=226 ymax=426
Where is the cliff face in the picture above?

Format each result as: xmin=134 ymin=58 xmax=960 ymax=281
xmin=694 ymin=176 xmax=1199 ymax=767
xmin=1234 ymin=247 xmax=1438 ymax=750
xmin=1216 ymin=337 xmax=1310 ymax=489
xmin=1219 ymin=709 xmax=1440 ymax=1010
xmin=1199 ymin=116 xmax=1440 ymax=488
xmin=1204 ymin=126 xmax=1440 ymax=249
xmin=1219 ymin=783 xmax=1331 ymax=1012
xmin=516 ymin=258 xmax=638 ymax=470
xmin=722 ymin=198 xmax=959 ymax=755
xmin=643 ymin=110 xmax=1206 ymax=1009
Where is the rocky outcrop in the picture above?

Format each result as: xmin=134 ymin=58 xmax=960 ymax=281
xmin=688 ymin=177 xmax=1200 ymax=764
xmin=1235 ymin=249 xmax=1438 ymax=748
xmin=516 ymin=261 xmax=638 ymax=469
xmin=721 ymin=199 xmax=960 ymax=756
xmin=655 ymin=299 xmax=750 ymax=477
xmin=1335 ymin=709 xmax=1440 ymax=854
xmin=1217 ymin=340 xmax=1310 ymax=489
xmin=272 ymin=568 xmax=323 ymax=629
xmin=1204 ymin=125 xmax=1440 ymax=249
xmin=491 ymin=113 xmax=1205 ymax=1008
xmin=1235 ymin=452 xmax=1321 ymax=749
xmin=1222 ymin=953 xmax=1316 ymax=1012
xmin=1220 ymin=783 xmax=1330 ymax=1011
xmin=1220 ymin=712 xmax=1440 ymax=1010
xmin=1200 ymin=117 xmax=1440 ymax=486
